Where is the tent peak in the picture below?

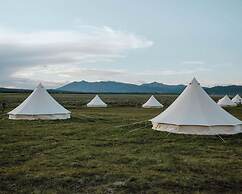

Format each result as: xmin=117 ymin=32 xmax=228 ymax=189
xmin=190 ymin=77 xmax=200 ymax=85
xmin=37 ymin=83 xmax=44 ymax=88
xmin=224 ymin=95 xmax=230 ymax=98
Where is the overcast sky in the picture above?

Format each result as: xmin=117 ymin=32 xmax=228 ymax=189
xmin=0 ymin=0 xmax=242 ymax=89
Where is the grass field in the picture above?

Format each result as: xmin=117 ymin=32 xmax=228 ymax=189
xmin=0 ymin=93 xmax=242 ymax=194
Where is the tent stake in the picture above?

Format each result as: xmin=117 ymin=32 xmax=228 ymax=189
xmin=217 ymin=135 xmax=225 ymax=143
xmin=166 ymin=132 xmax=171 ymax=137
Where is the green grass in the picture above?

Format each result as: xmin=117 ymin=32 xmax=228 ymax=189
xmin=0 ymin=93 xmax=242 ymax=194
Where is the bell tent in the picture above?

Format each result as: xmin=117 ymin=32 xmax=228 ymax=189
xmin=217 ymin=95 xmax=237 ymax=107
xmin=150 ymin=78 xmax=242 ymax=135
xmin=142 ymin=95 xmax=163 ymax=108
xmin=232 ymin=94 xmax=242 ymax=105
xmin=87 ymin=95 xmax=107 ymax=107
xmin=8 ymin=83 xmax=71 ymax=120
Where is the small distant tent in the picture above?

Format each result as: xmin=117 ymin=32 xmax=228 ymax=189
xmin=217 ymin=95 xmax=237 ymax=107
xmin=150 ymin=78 xmax=242 ymax=135
xmin=8 ymin=83 xmax=71 ymax=120
xmin=87 ymin=95 xmax=107 ymax=107
xmin=142 ymin=95 xmax=163 ymax=108
xmin=232 ymin=94 xmax=242 ymax=105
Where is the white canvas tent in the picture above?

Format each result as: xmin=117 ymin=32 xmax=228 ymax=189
xmin=232 ymin=94 xmax=242 ymax=105
xmin=8 ymin=83 xmax=71 ymax=120
xmin=150 ymin=78 xmax=242 ymax=135
xmin=87 ymin=95 xmax=107 ymax=107
xmin=217 ymin=95 xmax=237 ymax=107
xmin=142 ymin=95 xmax=163 ymax=108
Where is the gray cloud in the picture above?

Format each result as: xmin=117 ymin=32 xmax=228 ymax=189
xmin=0 ymin=26 xmax=153 ymax=88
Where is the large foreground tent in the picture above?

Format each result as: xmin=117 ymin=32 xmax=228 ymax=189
xmin=8 ymin=83 xmax=71 ymax=120
xmin=232 ymin=94 xmax=242 ymax=105
xmin=142 ymin=95 xmax=163 ymax=108
xmin=87 ymin=95 xmax=107 ymax=107
xmin=150 ymin=78 xmax=242 ymax=135
xmin=217 ymin=95 xmax=237 ymax=107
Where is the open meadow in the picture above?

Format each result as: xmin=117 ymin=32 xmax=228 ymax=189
xmin=0 ymin=93 xmax=242 ymax=194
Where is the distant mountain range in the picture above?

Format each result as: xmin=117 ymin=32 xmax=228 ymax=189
xmin=57 ymin=81 xmax=186 ymax=94
xmin=57 ymin=80 xmax=242 ymax=95
xmin=0 ymin=81 xmax=241 ymax=95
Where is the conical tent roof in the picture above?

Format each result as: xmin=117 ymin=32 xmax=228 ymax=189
xmin=142 ymin=95 xmax=163 ymax=108
xmin=232 ymin=94 xmax=242 ymax=104
xmin=150 ymin=78 xmax=242 ymax=135
xmin=8 ymin=83 xmax=70 ymax=116
xmin=87 ymin=95 xmax=107 ymax=107
xmin=217 ymin=95 xmax=237 ymax=107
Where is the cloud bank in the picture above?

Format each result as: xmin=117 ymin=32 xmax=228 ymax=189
xmin=0 ymin=26 xmax=153 ymax=88
xmin=11 ymin=64 xmax=211 ymax=88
